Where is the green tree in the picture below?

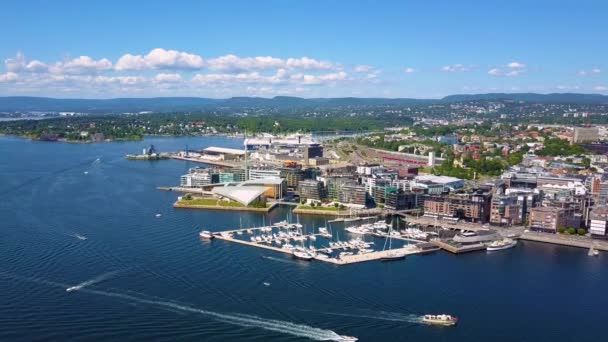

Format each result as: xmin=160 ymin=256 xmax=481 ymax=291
xmin=566 ymin=227 xmax=576 ymax=235
xmin=577 ymin=228 xmax=587 ymax=236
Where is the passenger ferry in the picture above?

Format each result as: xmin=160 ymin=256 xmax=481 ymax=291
xmin=422 ymin=314 xmax=458 ymax=326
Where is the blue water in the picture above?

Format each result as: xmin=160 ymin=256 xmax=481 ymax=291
xmin=0 ymin=135 xmax=605 ymax=341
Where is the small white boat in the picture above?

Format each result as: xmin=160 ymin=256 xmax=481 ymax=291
xmin=263 ymin=282 xmax=271 ymax=286
xmin=83 ymin=171 xmax=89 ymax=175
xmin=293 ymin=250 xmax=314 ymax=261
xmin=66 ymin=286 xmax=79 ymax=292
xmin=422 ymin=314 xmax=458 ymax=326
xmin=487 ymin=238 xmax=517 ymax=251
xmin=589 ymin=247 xmax=599 ymax=256
xmin=155 ymin=213 xmax=162 ymax=217
xmin=236 ymin=231 xmax=243 ymax=235
xmin=309 ymin=235 xmax=317 ymax=241
xmin=255 ymin=236 xmax=263 ymax=242
xmin=199 ymin=230 xmax=214 ymax=239
xmin=338 ymin=335 xmax=358 ymax=341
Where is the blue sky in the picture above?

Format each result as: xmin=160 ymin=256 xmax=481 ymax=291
xmin=0 ymin=0 xmax=606 ymax=98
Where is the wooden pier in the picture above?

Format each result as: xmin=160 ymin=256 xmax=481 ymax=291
xmin=431 ymin=239 xmax=487 ymax=254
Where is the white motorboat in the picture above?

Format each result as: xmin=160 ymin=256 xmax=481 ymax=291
xmin=199 ymin=230 xmax=214 ymax=239
xmin=293 ymin=250 xmax=314 ymax=260
xmin=486 ymin=238 xmax=517 ymax=251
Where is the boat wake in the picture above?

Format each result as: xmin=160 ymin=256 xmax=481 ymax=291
xmin=302 ymin=309 xmax=423 ymax=324
xmin=66 ymin=270 xmax=120 ymax=292
xmin=261 ymin=255 xmax=299 ymax=265
xmin=0 ymin=272 xmax=355 ymax=341
xmin=71 ymin=233 xmax=88 ymax=241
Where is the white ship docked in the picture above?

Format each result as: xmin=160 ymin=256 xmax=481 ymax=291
xmin=486 ymin=238 xmax=517 ymax=251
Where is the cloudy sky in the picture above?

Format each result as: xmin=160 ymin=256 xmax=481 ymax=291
xmin=0 ymin=0 xmax=606 ymax=98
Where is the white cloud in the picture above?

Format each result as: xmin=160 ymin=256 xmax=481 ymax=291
xmin=285 ymin=57 xmax=335 ymax=70
xmin=488 ymin=61 xmax=527 ymax=77
xmin=555 ymin=85 xmax=580 ymax=90
xmin=5 ymin=53 xmax=48 ymax=73
xmin=207 ymin=55 xmax=284 ymax=72
xmin=507 ymin=62 xmax=526 ymax=69
xmin=153 ymin=73 xmax=182 ymax=83
xmin=56 ymin=56 xmax=113 ymax=74
xmin=594 ymin=85 xmax=608 ymax=92
xmin=578 ymin=68 xmax=601 ymax=76
xmin=0 ymin=50 xmax=373 ymax=96
xmin=404 ymin=67 xmax=416 ymax=74
xmin=206 ymin=54 xmax=337 ymax=73
xmin=354 ymin=65 xmax=374 ymax=73
xmin=441 ymin=64 xmax=470 ymax=72
xmin=115 ymin=48 xmax=204 ymax=70
xmin=290 ymin=71 xmax=348 ymax=85
xmin=0 ymin=72 xmax=18 ymax=83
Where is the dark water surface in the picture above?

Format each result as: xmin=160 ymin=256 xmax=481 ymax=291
xmin=0 ymin=136 xmax=605 ymax=341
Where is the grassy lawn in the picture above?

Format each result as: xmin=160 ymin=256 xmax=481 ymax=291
xmin=297 ymin=205 xmax=341 ymax=211
xmin=179 ymin=197 xmax=271 ymax=208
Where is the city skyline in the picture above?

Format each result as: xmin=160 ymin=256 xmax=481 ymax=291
xmin=0 ymin=0 xmax=606 ymax=98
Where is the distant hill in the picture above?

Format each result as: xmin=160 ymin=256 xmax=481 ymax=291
xmin=441 ymin=93 xmax=608 ymax=104
xmin=0 ymin=93 xmax=607 ymax=113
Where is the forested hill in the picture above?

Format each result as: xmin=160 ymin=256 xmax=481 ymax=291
xmin=1 ymin=93 xmax=607 ymax=113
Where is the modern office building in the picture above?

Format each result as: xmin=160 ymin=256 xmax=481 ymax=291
xmin=280 ymin=166 xmax=307 ymax=189
xmin=490 ymin=195 xmax=522 ymax=226
xmin=385 ymin=191 xmax=420 ymax=211
xmin=248 ymin=167 xmax=281 ymax=181
xmin=423 ymin=192 xmax=491 ymax=223
xmin=298 ymin=180 xmax=327 ymax=201
xmin=590 ymin=207 xmax=608 ymax=238
xmin=180 ymin=168 xmax=219 ymax=187
xmin=304 ymin=145 xmax=324 ymax=159
xmin=528 ymin=207 xmax=574 ymax=233
xmin=339 ymin=184 xmax=367 ymax=206
xmin=573 ymin=127 xmax=599 ymax=143
xmin=325 ymin=176 xmax=357 ymax=200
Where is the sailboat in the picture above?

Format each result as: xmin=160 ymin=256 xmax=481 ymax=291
xmin=380 ymin=216 xmax=406 ymax=262
xmin=292 ymin=220 xmax=314 ymax=261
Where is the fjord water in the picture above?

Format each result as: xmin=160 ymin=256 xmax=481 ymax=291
xmin=0 ymin=135 xmax=605 ymax=342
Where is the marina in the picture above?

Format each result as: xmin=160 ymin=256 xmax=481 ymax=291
xmin=210 ymin=220 xmax=439 ymax=265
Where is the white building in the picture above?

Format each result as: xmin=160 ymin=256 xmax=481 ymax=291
xmin=248 ymin=168 xmax=281 ymax=181
xmin=412 ymin=175 xmax=465 ymax=191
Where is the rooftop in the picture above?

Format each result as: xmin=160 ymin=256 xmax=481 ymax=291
xmin=203 ymin=146 xmax=245 ymax=155
xmin=415 ymin=174 xmax=463 ymax=184
xmin=211 ymin=186 xmax=267 ymax=206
